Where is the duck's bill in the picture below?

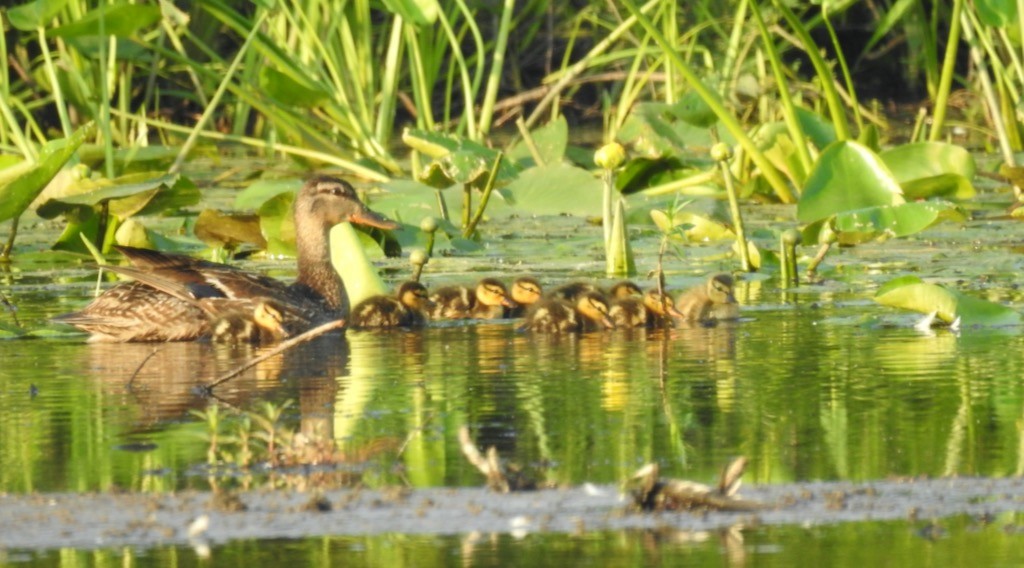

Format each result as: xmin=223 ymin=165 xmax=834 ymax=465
xmin=350 ymin=208 xmax=400 ymax=230
xmin=600 ymin=315 xmax=615 ymax=329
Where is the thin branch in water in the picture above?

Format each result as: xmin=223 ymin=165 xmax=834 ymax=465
xmin=126 ymin=347 xmax=164 ymax=391
xmin=1 ymin=290 xmax=22 ymax=328
xmin=203 ymin=319 xmax=346 ymax=392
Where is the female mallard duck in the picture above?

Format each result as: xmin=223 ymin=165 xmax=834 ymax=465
xmin=506 ymin=276 xmax=542 ymax=318
xmin=210 ymin=300 xmax=289 ymax=344
xmin=429 ymin=278 xmax=515 ymax=320
xmin=610 ymin=288 xmax=683 ymax=328
xmin=54 ymin=176 xmax=399 ymax=342
xmin=350 ymin=281 xmax=434 ymax=329
xmin=674 ymin=273 xmax=739 ymax=324
xmin=520 ymin=290 xmax=615 ymax=333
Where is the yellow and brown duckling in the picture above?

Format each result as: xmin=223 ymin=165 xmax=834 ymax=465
xmin=608 ymin=280 xmax=643 ymax=300
xmin=506 ymin=276 xmax=543 ymax=318
xmin=210 ymin=300 xmax=290 ymax=344
xmin=548 ymin=281 xmax=601 ymax=303
xmin=520 ymin=290 xmax=615 ymax=333
xmin=350 ymin=281 xmax=434 ymax=329
xmin=610 ymin=288 xmax=683 ymax=328
xmin=674 ymin=273 xmax=739 ymax=324
xmin=54 ymin=176 xmax=399 ymax=342
xmin=429 ymin=278 xmax=516 ymax=320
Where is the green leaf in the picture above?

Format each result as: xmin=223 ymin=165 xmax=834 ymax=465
xmin=258 ymin=192 xmax=296 ymax=257
xmin=258 ymin=67 xmax=329 ymax=108
xmin=797 ymin=140 xmax=904 ymax=223
xmin=795 ymin=107 xmax=837 ymax=150
xmin=975 ymin=0 xmax=1016 ymax=27
xmin=875 ymin=277 xmax=1021 ymax=327
xmin=7 ymin=0 xmax=69 ymax=31
xmin=235 ymin=178 xmax=301 ymax=210
xmin=0 ymin=121 xmax=95 ymax=222
xmin=504 ymin=163 xmax=603 ymax=216
xmin=36 ymin=173 xmax=199 ymax=219
xmin=526 ymin=116 xmax=569 ymax=164
xmin=833 ymin=201 xmax=964 ymax=243
xmin=403 ymin=128 xmax=460 ymax=158
xmin=194 ymin=209 xmax=266 ymax=250
xmin=50 ymin=4 xmax=161 ymax=38
xmin=379 ymin=0 xmax=439 ymax=26
xmin=330 ymin=223 xmax=388 ymax=307
xmin=880 ymin=142 xmax=976 ymax=200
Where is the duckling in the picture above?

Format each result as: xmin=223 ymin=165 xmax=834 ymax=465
xmin=608 ymin=280 xmax=643 ymax=300
xmin=430 ymin=278 xmax=515 ymax=320
xmin=674 ymin=273 xmax=739 ymax=323
xmin=611 ymin=289 xmax=683 ymax=328
xmin=350 ymin=281 xmax=434 ymax=329
xmin=210 ymin=300 xmax=289 ymax=344
xmin=520 ymin=291 xmax=615 ymax=333
xmin=548 ymin=281 xmax=601 ymax=303
xmin=506 ymin=276 xmax=543 ymax=318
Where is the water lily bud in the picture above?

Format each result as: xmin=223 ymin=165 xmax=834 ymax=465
xmin=782 ymin=229 xmax=801 ymax=246
xmin=409 ymin=249 xmax=429 ymax=266
xmin=71 ymin=163 xmax=91 ymax=181
xmin=710 ymin=143 xmax=733 ymax=162
xmin=419 ymin=216 xmax=438 ymax=234
xmin=594 ymin=142 xmax=626 ymax=170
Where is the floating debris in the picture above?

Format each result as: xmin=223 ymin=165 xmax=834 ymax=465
xmin=458 ymin=426 xmax=536 ymax=492
xmin=628 ymin=457 xmax=764 ymax=512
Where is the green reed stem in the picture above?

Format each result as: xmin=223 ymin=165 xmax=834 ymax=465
xmin=928 ymin=0 xmax=964 ymax=142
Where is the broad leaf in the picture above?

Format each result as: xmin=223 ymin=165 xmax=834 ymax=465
xmin=194 ymin=209 xmax=267 ymax=250
xmin=795 ymin=107 xmax=837 ymax=150
xmin=797 ymin=140 xmax=904 ymax=223
xmin=258 ymin=67 xmax=329 ymax=108
xmin=50 ymin=4 xmax=161 ymax=38
xmin=875 ymin=276 xmax=1021 ymax=327
xmin=504 ymin=163 xmax=603 ymax=216
xmin=880 ymin=142 xmax=976 ymax=200
xmin=235 ymin=178 xmax=300 ymax=210
xmin=379 ymin=0 xmax=439 ymax=26
xmin=832 ymin=201 xmax=964 ymax=243
xmin=331 ymin=223 xmax=388 ymax=307
xmin=8 ymin=0 xmax=69 ymax=31
xmin=0 ymin=121 xmax=95 ymax=222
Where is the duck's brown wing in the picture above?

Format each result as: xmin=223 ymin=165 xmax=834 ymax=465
xmin=53 ymin=281 xmax=210 ymax=342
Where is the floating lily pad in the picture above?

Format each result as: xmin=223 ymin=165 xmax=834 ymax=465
xmin=797 ymin=140 xmax=904 ymax=224
xmin=875 ymin=276 xmax=1021 ymax=327
xmin=880 ymin=142 xmax=977 ymax=200
xmin=507 ymin=116 xmax=568 ymax=166
xmin=36 ymin=172 xmax=199 ymax=219
xmin=832 ymin=201 xmax=965 ymax=244
xmin=504 ymin=163 xmax=602 ymax=217
xmin=194 ymin=209 xmax=267 ymax=250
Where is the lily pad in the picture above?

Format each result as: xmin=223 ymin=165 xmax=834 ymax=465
xmin=259 ymin=67 xmax=329 ymax=108
xmin=36 ymin=172 xmax=199 ymax=219
xmin=194 ymin=209 xmax=267 ymax=250
xmin=0 ymin=122 xmax=96 ymax=223
xmin=330 ymin=223 xmax=388 ymax=307
xmin=832 ymin=201 xmax=965 ymax=244
xmin=797 ymin=140 xmax=904 ymax=224
xmin=880 ymin=142 xmax=977 ymax=200
xmin=7 ymin=0 xmax=69 ymax=31
xmin=235 ymin=179 xmax=301 ymax=211
xmin=50 ymin=4 xmax=161 ymax=38
xmin=504 ymin=163 xmax=603 ymax=217
xmin=507 ymin=116 xmax=568 ymax=166
xmin=875 ymin=276 xmax=1021 ymax=327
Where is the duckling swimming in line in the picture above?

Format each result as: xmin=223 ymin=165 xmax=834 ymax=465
xmin=430 ymin=278 xmax=515 ymax=320
xmin=520 ymin=290 xmax=615 ymax=333
xmin=610 ymin=288 xmax=683 ymax=328
xmin=674 ymin=273 xmax=739 ymax=324
xmin=350 ymin=281 xmax=434 ymax=329
xmin=210 ymin=300 xmax=290 ymax=344
xmin=507 ymin=276 xmax=543 ymax=318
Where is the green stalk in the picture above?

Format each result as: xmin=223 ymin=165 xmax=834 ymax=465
xmin=477 ymin=0 xmax=514 ymax=137
xmin=170 ymin=10 xmax=270 ymax=174
xmin=464 ymin=153 xmax=504 ymax=238
xmin=821 ymin=6 xmax=863 ymax=135
xmin=715 ymin=145 xmax=751 ymax=272
xmin=514 ymin=117 xmax=545 ymax=166
xmin=620 ymin=0 xmax=794 ymax=203
xmin=750 ymin=3 xmax=813 ymax=175
xmin=928 ymin=0 xmax=964 ymax=142
xmin=436 ymin=7 xmax=478 ymax=139
xmin=97 ymin=5 xmax=114 ymax=179
xmin=959 ymin=9 xmax=1016 ymax=175
xmin=770 ymin=0 xmax=850 ymax=141
xmin=36 ymin=27 xmax=73 ymax=137
xmin=375 ymin=17 xmax=404 ymax=145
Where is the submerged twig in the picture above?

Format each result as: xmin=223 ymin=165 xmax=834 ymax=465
xmin=126 ymin=347 xmax=164 ymax=391
xmin=458 ymin=426 xmax=535 ymax=492
xmin=629 ymin=457 xmax=764 ymax=512
xmin=203 ymin=319 xmax=346 ymax=392
xmin=1 ymin=290 xmax=22 ymax=328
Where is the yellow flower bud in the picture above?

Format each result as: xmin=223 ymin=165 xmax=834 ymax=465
xmin=419 ymin=216 xmax=438 ymax=233
xmin=710 ymin=143 xmax=733 ymax=162
xmin=594 ymin=142 xmax=626 ymax=170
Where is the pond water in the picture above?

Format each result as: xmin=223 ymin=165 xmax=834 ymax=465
xmin=2 ymin=189 xmax=1024 ymax=564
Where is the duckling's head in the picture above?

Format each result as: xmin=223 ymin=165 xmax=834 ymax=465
xmin=511 ymin=277 xmax=543 ymax=306
xmin=706 ymin=273 xmax=736 ymax=305
xmin=211 ymin=315 xmax=257 ymax=344
xmin=476 ymin=278 xmax=516 ymax=308
xmin=295 ymin=176 xmax=399 ymax=231
xmin=609 ymin=281 xmax=642 ymax=299
xmin=397 ymin=281 xmax=434 ymax=311
xmin=252 ymin=300 xmax=289 ymax=340
xmin=642 ymin=289 xmax=682 ymax=317
xmin=575 ymin=291 xmax=615 ymax=329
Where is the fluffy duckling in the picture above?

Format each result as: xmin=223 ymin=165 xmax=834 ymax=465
xmin=674 ymin=273 xmax=739 ymax=323
xmin=548 ymin=281 xmax=601 ymax=303
xmin=608 ymin=280 xmax=643 ymax=300
xmin=506 ymin=276 xmax=543 ymax=318
xmin=350 ymin=281 xmax=434 ymax=329
xmin=210 ymin=300 xmax=289 ymax=344
xmin=430 ymin=278 xmax=515 ymax=320
xmin=610 ymin=289 xmax=683 ymax=328
xmin=520 ymin=291 xmax=615 ymax=333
